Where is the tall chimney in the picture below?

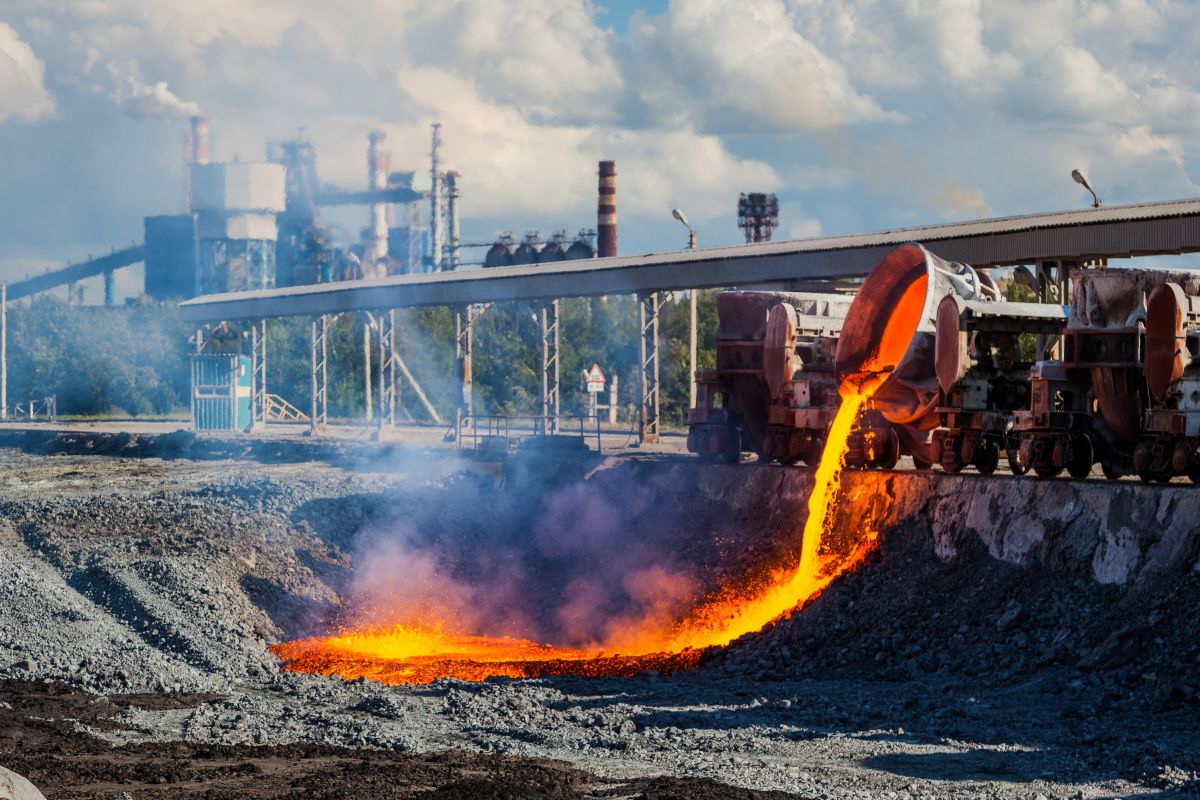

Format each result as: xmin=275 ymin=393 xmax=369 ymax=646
xmin=367 ymin=129 xmax=389 ymax=268
xmin=597 ymin=160 xmax=617 ymax=258
xmin=189 ymin=115 xmax=209 ymax=164
xmin=429 ymin=123 xmax=444 ymax=272
xmin=445 ymin=171 xmax=461 ymax=270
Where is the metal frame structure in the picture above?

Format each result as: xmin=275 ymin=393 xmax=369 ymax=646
xmin=180 ymin=198 xmax=1200 ymax=323
xmin=251 ymin=319 xmax=267 ymax=426
xmin=454 ymin=305 xmax=474 ymax=430
xmin=638 ymin=291 xmax=666 ymax=444
xmin=376 ymin=309 xmax=397 ymax=429
xmin=540 ymin=300 xmax=560 ymax=434
xmin=174 ymin=197 xmax=1200 ymax=442
xmin=310 ymin=315 xmax=328 ymax=433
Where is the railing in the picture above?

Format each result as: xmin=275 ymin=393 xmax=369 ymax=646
xmin=1 ymin=395 xmax=57 ymax=423
xmin=456 ymin=414 xmax=602 ymax=454
xmin=264 ymin=393 xmax=309 ymax=423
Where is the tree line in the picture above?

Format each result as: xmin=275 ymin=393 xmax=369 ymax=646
xmin=3 ymin=292 xmax=720 ymax=426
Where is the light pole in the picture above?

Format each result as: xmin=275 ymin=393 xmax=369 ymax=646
xmin=672 ymin=208 xmax=699 ymax=409
xmin=1071 ymin=169 xmax=1101 ymax=208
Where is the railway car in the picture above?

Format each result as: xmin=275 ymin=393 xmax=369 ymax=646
xmin=1136 ymin=279 xmax=1200 ymax=481
xmin=686 ymin=290 xmax=850 ymax=463
xmin=933 ymin=296 xmax=1068 ymax=474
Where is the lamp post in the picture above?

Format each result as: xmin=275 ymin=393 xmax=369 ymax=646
xmin=672 ymin=208 xmax=699 ymax=409
xmin=1071 ymin=169 xmax=1101 ymax=208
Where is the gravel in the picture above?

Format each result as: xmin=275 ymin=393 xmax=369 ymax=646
xmin=0 ymin=447 xmax=1196 ymax=798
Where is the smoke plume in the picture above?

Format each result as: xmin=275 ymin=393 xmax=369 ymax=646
xmin=338 ymin=463 xmax=728 ymax=650
xmin=108 ymin=64 xmax=200 ymax=120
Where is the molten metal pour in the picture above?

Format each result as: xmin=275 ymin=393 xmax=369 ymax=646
xmin=270 ymin=275 xmax=930 ymax=685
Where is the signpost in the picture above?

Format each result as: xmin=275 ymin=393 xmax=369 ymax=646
xmin=586 ymin=363 xmax=606 ymax=394
xmin=583 ymin=363 xmax=617 ymax=424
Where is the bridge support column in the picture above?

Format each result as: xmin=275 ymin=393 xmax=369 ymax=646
xmin=454 ymin=306 xmax=474 ymax=434
xmin=540 ymin=299 xmax=560 ymax=434
xmin=310 ymin=315 xmax=328 ymax=434
xmin=103 ymin=271 xmax=115 ymax=307
xmin=251 ymin=319 xmax=266 ymax=426
xmin=638 ymin=291 xmax=661 ymax=444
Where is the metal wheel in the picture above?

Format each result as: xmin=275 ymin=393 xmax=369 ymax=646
xmin=1067 ymin=434 xmax=1094 ymax=480
xmin=1006 ymin=445 xmax=1028 ymax=476
xmin=718 ymin=427 xmax=742 ymax=464
xmin=876 ymin=429 xmax=901 ymax=470
xmin=939 ymin=453 xmax=964 ymax=474
xmin=975 ymin=438 xmax=1000 ymax=475
xmin=1100 ymin=456 xmax=1126 ymax=480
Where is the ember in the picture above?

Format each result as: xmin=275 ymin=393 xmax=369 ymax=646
xmin=271 ymin=276 xmax=929 ymax=685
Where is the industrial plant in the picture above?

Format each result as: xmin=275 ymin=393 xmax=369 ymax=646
xmin=2 ymin=4 xmax=1200 ymax=799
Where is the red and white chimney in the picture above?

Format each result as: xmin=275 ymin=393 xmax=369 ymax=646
xmin=597 ymin=160 xmax=617 ymax=258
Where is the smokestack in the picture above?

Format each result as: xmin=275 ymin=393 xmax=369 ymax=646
xmin=445 ymin=171 xmax=461 ymax=270
xmin=189 ymin=115 xmax=209 ymax=164
xmin=597 ymin=160 xmax=616 ymax=258
xmin=367 ymin=130 xmax=389 ymax=268
xmin=429 ymin=123 xmax=443 ymax=272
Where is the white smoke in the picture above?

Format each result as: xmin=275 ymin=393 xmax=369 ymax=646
xmin=108 ymin=65 xmax=200 ymax=119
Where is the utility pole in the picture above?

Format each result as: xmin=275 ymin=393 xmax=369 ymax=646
xmin=688 ymin=230 xmax=698 ymax=409
xmin=1 ymin=282 xmax=6 ymax=420
xmin=672 ymin=209 xmax=699 ymax=408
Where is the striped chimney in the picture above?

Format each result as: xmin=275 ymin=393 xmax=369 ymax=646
xmin=597 ymin=160 xmax=617 ymax=257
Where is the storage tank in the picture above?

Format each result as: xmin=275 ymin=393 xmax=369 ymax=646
xmin=512 ymin=232 xmax=542 ymax=265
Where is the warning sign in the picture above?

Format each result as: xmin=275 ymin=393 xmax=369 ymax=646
xmin=586 ymin=363 xmax=606 ymax=393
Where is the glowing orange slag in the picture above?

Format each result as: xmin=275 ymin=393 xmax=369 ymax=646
xmin=271 ymin=276 xmax=928 ymax=685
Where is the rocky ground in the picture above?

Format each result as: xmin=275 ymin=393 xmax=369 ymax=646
xmin=0 ymin=434 xmax=1197 ymax=798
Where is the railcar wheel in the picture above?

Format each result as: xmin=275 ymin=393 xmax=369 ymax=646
xmin=975 ymin=439 xmax=1000 ymax=475
xmin=718 ymin=427 xmax=742 ymax=465
xmin=1067 ymin=435 xmax=1094 ymax=480
xmin=876 ymin=429 xmax=901 ymax=470
xmin=911 ymin=454 xmax=933 ymax=470
xmin=1006 ymin=445 xmax=1028 ymax=476
xmin=939 ymin=454 xmax=964 ymax=474
xmin=1100 ymin=456 xmax=1126 ymax=480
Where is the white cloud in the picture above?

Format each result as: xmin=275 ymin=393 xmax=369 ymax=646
xmin=627 ymin=0 xmax=902 ymax=133
xmin=0 ymin=22 xmax=54 ymax=122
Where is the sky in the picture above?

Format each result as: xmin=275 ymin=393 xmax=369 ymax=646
xmin=0 ymin=0 xmax=1198 ymax=301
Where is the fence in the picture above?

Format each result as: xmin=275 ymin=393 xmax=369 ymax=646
xmin=455 ymin=414 xmax=602 ymax=454
xmin=1 ymin=395 xmax=56 ymax=422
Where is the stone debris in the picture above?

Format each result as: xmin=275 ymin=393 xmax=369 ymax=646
xmin=0 ymin=449 xmax=1195 ymax=799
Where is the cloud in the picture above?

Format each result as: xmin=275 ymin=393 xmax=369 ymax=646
xmin=2 ymin=0 xmax=1200 ymax=289
xmin=0 ymin=23 xmax=54 ymax=122
xmin=627 ymin=0 xmax=902 ymax=133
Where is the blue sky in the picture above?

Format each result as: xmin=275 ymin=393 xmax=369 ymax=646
xmin=0 ymin=1 xmax=1198 ymax=300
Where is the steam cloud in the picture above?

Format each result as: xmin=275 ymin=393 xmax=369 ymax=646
xmin=339 ymin=465 xmax=726 ymax=650
xmin=108 ymin=66 xmax=200 ymax=120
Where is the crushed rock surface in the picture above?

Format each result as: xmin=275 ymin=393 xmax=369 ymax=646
xmin=0 ymin=448 xmax=1195 ymax=798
